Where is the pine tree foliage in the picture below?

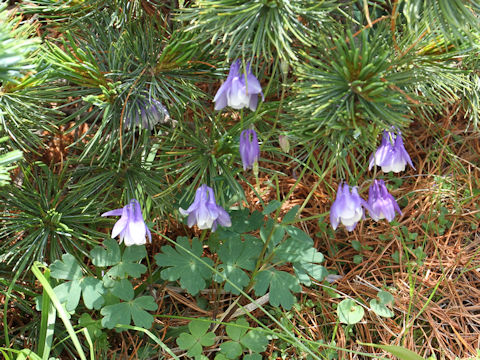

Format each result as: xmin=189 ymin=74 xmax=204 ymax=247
xmin=178 ymin=0 xmax=338 ymax=64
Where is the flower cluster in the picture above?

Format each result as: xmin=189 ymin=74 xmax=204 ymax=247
xmin=330 ymin=130 xmax=413 ymax=231
xmin=179 ymin=184 xmax=231 ymax=232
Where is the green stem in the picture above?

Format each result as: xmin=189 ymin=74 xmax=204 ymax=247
xmin=199 ymin=229 xmax=208 ymax=242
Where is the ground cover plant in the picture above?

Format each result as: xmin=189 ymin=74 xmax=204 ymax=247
xmin=1 ymin=0 xmax=480 ymax=359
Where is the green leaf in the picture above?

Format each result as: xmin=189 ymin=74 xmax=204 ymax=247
xmin=229 ymin=209 xmax=264 ymax=233
xmin=282 ymin=205 xmax=300 ymax=223
xmin=275 ymin=226 xmax=314 ymax=261
xmin=78 ymin=313 xmax=104 ymax=340
xmin=188 ymin=318 xmax=211 ymax=338
xmin=220 ymin=341 xmax=243 ymax=359
xmin=351 ymin=240 xmax=361 ymax=252
xmin=225 ymin=318 xmax=248 ymax=341
xmin=130 ymin=296 xmax=157 ymax=329
xmin=240 ymin=330 xmax=269 ymax=353
xmin=214 ymin=238 xmax=262 ymax=294
xmin=80 ymin=277 xmax=105 ymax=310
xmin=177 ymin=333 xmax=202 ymax=358
xmin=370 ymin=290 xmax=395 ymax=318
xmin=214 ymin=354 xmax=229 ymax=360
xmin=243 ymin=354 xmax=262 ymax=360
xmin=253 ymin=269 xmax=301 ymax=309
xmin=50 ymin=254 xmax=83 ymax=280
xmin=262 ymin=200 xmax=281 ymax=215
xmin=293 ymin=260 xmax=328 ymax=286
xmin=53 ymin=280 xmax=81 ymax=312
xmin=177 ymin=319 xmax=215 ymax=359
xmin=111 ymin=279 xmax=134 ymax=301
xmin=377 ymin=290 xmax=394 ymax=305
xmin=123 ymin=245 xmax=147 ymax=263
xmin=100 ymin=296 xmax=156 ymax=329
xmin=90 ymin=239 xmax=121 ymax=267
xmin=155 ymin=237 xmax=213 ymax=295
xmin=337 ymin=299 xmax=364 ymax=325
xmin=357 ymin=343 xmax=424 ymax=360
xmin=370 ymin=299 xmax=394 ymax=318
xmin=274 ymin=226 xmax=327 ymax=285
xmin=100 ymin=302 xmax=130 ymax=329
xmin=105 ymin=245 xmax=147 ymax=279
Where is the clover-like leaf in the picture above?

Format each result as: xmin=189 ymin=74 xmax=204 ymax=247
xmin=240 ymin=329 xmax=269 ymax=353
xmin=78 ymin=313 xmax=104 ymax=340
xmin=90 ymin=240 xmax=147 ymax=279
xmin=54 ymin=280 xmax=82 ymax=312
xmin=243 ymin=354 xmax=262 ymax=360
xmin=177 ymin=319 xmax=215 ymax=359
xmin=377 ymin=290 xmax=394 ymax=305
xmin=337 ymin=299 xmax=365 ymax=325
xmin=229 ymin=209 xmax=264 ymax=233
xmin=214 ymin=238 xmax=262 ymax=294
xmin=225 ymin=318 xmax=249 ymax=341
xmin=100 ymin=302 xmax=130 ymax=329
xmin=80 ymin=277 xmax=106 ymax=310
xmin=50 ymin=253 xmax=83 ymax=280
xmin=154 ymin=237 xmax=213 ymax=296
xmin=219 ymin=318 xmax=269 ymax=359
xmin=111 ymin=279 xmax=134 ymax=301
xmin=130 ymin=296 xmax=157 ymax=329
xmin=106 ymin=245 xmax=147 ymax=279
xmin=253 ymin=269 xmax=301 ymax=309
xmin=274 ymin=226 xmax=327 ymax=285
xmin=220 ymin=341 xmax=243 ymax=359
xmin=274 ymin=226 xmax=314 ymax=262
xmin=100 ymin=295 xmax=156 ymax=329
xmin=51 ymin=255 xmax=105 ymax=311
xmin=90 ymin=239 xmax=121 ymax=267
xmin=370 ymin=290 xmax=394 ymax=318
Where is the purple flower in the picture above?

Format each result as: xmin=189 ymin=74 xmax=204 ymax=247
xmin=213 ymin=60 xmax=264 ymax=111
xmin=125 ymin=97 xmax=170 ymax=130
xmin=239 ymin=129 xmax=260 ymax=170
xmin=367 ymin=179 xmax=402 ymax=222
xmin=369 ymin=130 xmax=415 ymax=173
xmin=101 ymin=199 xmax=151 ymax=246
xmin=330 ymin=183 xmax=368 ymax=231
xmin=179 ymin=184 xmax=231 ymax=232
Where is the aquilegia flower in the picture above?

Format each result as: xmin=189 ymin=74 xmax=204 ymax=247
xmin=367 ymin=179 xmax=402 ymax=222
xmin=179 ymin=184 xmax=231 ymax=232
xmin=125 ymin=97 xmax=170 ymax=130
xmin=101 ymin=199 xmax=151 ymax=246
xmin=369 ymin=130 xmax=415 ymax=173
xmin=213 ymin=59 xmax=264 ymax=111
xmin=239 ymin=129 xmax=260 ymax=170
xmin=330 ymin=183 xmax=368 ymax=232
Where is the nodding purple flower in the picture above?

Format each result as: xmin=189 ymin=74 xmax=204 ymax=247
xmin=369 ymin=130 xmax=415 ymax=173
xmin=239 ymin=129 xmax=260 ymax=170
xmin=213 ymin=60 xmax=264 ymax=111
xmin=125 ymin=97 xmax=170 ymax=130
xmin=367 ymin=179 xmax=402 ymax=222
xmin=102 ymin=199 xmax=151 ymax=246
xmin=179 ymin=184 xmax=231 ymax=232
xmin=330 ymin=183 xmax=369 ymax=232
